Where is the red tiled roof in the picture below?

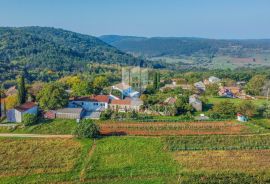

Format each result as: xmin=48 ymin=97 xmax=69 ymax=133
xmin=14 ymin=102 xmax=37 ymax=112
xmin=70 ymin=95 xmax=110 ymax=103
xmin=111 ymin=99 xmax=131 ymax=105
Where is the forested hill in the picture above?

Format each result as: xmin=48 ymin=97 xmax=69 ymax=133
xmin=0 ymin=27 xmax=146 ymax=72
xmin=100 ymin=35 xmax=270 ymax=57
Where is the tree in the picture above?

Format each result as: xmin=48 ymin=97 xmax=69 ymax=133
xmin=153 ymin=71 xmax=160 ymax=90
xmin=74 ymin=119 xmax=100 ymax=139
xmin=175 ymin=95 xmax=193 ymax=115
xmin=28 ymin=81 xmax=45 ymax=99
xmin=257 ymin=102 xmax=270 ymax=118
xmin=17 ymin=75 xmax=26 ymax=105
xmin=206 ymin=83 xmax=219 ymax=97
xmin=6 ymin=94 xmax=18 ymax=110
xmin=59 ymin=76 xmax=81 ymax=88
xmin=237 ymin=101 xmax=256 ymax=117
xmin=209 ymin=101 xmax=236 ymax=119
xmin=72 ymin=81 xmax=91 ymax=96
xmin=92 ymin=76 xmax=109 ymax=94
xmin=22 ymin=113 xmax=38 ymax=126
xmin=246 ymin=75 xmax=267 ymax=96
xmin=37 ymin=83 xmax=69 ymax=110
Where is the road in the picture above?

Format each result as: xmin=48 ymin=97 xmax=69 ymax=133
xmin=0 ymin=133 xmax=73 ymax=138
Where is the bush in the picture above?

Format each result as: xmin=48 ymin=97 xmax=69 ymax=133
xmin=74 ymin=119 xmax=100 ymax=139
xmin=100 ymin=109 xmax=113 ymax=120
xmin=22 ymin=113 xmax=38 ymax=126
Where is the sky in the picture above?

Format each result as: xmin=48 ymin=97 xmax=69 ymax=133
xmin=0 ymin=0 xmax=270 ymax=39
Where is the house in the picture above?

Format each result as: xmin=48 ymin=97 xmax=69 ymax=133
xmin=45 ymin=108 xmax=83 ymax=120
xmin=112 ymin=83 xmax=140 ymax=98
xmin=194 ymin=82 xmax=206 ymax=93
xmin=237 ymin=113 xmax=248 ymax=122
xmin=5 ymin=86 xmax=17 ymax=96
xmin=7 ymin=102 xmax=38 ymax=123
xmin=69 ymin=95 xmax=109 ymax=112
xmin=109 ymin=98 xmax=143 ymax=112
xmin=219 ymin=86 xmax=241 ymax=98
xmin=209 ymin=76 xmax=221 ymax=84
xmin=189 ymin=94 xmax=202 ymax=111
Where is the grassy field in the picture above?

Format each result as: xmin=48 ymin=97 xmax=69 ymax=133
xmin=164 ymin=134 xmax=270 ymax=151
xmin=0 ymin=119 xmax=77 ymax=134
xmin=0 ymin=136 xmax=270 ymax=183
xmin=0 ymin=137 xmax=93 ymax=183
xmin=207 ymin=97 xmax=267 ymax=106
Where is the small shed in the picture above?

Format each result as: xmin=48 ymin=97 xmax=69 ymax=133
xmin=7 ymin=102 xmax=38 ymax=123
xmin=55 ymin=108 xmax=83 ymax=120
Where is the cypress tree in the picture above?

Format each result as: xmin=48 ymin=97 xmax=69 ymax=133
xmin=153 ymin=72 xmax=158 ymax=90
xmin=17 ymin=75 xmax=26 ymax=105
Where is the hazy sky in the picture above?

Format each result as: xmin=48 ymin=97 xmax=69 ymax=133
xmin=0 ymin=0 xmax=269 ymax=39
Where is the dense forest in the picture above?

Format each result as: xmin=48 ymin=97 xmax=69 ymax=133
xmin=0 ymin=27 xmax=148 ymax=84
xmin=100 ymin=35 xmax=270 ymax=57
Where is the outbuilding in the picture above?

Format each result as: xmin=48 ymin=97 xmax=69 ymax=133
xmin=7 ymin=102 xmax=38 ymax=123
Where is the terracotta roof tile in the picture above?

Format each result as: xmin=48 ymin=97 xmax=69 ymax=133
xmin=14 ymin=102 xmax=37 ymax=112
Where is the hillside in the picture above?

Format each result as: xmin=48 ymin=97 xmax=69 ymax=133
xmin=0 ymin=27 xmax=146 ymax=83
xmin=100 ymin=35 xmax=270 ymax=57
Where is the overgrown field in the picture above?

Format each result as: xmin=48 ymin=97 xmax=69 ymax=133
xmin=0 ymin=134 xmax=270 ymax=183
xmin=0 ymin=138 xmax=92 ymax=183
xmin=164 ymin=134 xmax=270 ymax=151
xmin=99 ymin=121 xmax=251 ymax=136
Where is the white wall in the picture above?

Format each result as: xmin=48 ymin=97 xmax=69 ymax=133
xmin=14 ymin=106 xmax=38 ymax=123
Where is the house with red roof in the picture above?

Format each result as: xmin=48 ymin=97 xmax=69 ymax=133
xmin=7 ymin=102 xmax=38 ymax=123
xmin=109 ymin=98 xmax=143 ymax=112
xmin=68 ymin=95 xmax=110 ymax=112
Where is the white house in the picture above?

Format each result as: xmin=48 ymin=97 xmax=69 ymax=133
xmin=112 ymin=83 xmax=140 ymax=98
xmin=194 ymin=81 xmax=206 ymax=92
xmin=68 ymin=95 xmax=110 ymax=112
xmin=109 ymin=98 xmax=143 ymax=112
xmin=189 ymin=94 xmax=202 ymax=111
xmin=7 ymin=102 xmax=38 ymax=123
xmin=209 ymin=76 xmax=221 ymax=84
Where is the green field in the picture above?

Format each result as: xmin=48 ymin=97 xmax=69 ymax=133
xmin=0 ymin=135 xmax=270 ymax=183
xmin=0 ymin=119 xmax=77 ymax=134
xmin=207 ymin=97 xmax=267 ymax=106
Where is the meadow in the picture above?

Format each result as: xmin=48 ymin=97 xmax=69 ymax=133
xmin=0 ymin=135 xmax=270 ymax=183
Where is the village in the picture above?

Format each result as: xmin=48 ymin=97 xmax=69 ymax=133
xmin=1 ymin=66 xmax=269 ymax=125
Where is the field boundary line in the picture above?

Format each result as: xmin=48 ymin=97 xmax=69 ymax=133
xmin=0 ymin=133 xmax=73 ymax=138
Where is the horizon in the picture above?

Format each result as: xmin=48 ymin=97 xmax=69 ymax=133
xmin=1 ymin=0 xmax=270 ymax=39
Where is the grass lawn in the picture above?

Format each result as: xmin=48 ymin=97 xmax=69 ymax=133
xmin=0 ymin=118 xmax=77 ymax=135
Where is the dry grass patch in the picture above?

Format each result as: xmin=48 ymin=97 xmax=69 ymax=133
xmin=0 ymin=138 xmax=81 ymax=178
xmin=173 ymin=150 xmax=270 ymax=173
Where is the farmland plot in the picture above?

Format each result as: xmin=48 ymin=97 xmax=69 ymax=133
xmin=83 ymin=137 xmax=180 ymax=183
xmin=173 ymin=150 xmax=270 ymax=173
xmin=0 ymin=138 xmax=92 ymax=183
xmin=164 ymin=134 xmax=270 ymax=151
xmin=99 ymin=121 xmax=250 ymax=136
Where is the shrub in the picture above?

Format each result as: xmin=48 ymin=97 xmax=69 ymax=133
xmin=22 ymin=113 xmax=38 ymax=126
xmin=100 ymin=109 xmax=113 ymax=120
xmin=74 ymin=119 xmax=100 ymax=139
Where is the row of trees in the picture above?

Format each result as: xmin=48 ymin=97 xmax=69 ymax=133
xmin=208 ymin=101 xmax=270 ymax=119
